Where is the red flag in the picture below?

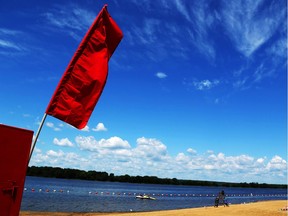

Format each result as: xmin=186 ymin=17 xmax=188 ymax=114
xmin=46 ymin=5 xmax=123 ymax=129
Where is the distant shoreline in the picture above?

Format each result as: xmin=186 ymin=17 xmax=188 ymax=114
xmin=26 ymin=166 xmax=287 ymax=189
xmin=20 ymin=200 xmax=288 ymax=216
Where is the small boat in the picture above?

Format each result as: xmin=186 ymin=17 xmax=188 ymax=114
xmin=136 ymin=195 xmax=156 ymax=200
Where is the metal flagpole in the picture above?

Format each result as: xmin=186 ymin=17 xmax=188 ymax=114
xmin=29 ymin=113 xmax=47 ymax=163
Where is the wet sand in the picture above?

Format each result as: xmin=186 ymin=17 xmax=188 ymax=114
xmin=20 ymin=200 xmax=287 ymax=216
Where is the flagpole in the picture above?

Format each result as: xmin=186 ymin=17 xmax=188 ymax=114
xmin=29 ymin=113 xmax=47 ymax=163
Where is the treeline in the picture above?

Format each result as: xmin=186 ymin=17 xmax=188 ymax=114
xmin=26 ymin=166 xmax=287 ymax=189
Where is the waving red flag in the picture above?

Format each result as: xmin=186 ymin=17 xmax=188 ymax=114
xmin=46 ymin=5 xmax=123 ymax=129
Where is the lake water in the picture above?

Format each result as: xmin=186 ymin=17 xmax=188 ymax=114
xmin=20 ymin=176 xmax=287 ymax=212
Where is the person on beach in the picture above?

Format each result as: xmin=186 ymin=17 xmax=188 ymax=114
xmin=214 ymin=196 xmax=219 ymax=207
xmin=223 ymin=198 xmax=229 ymax=207
xmin=218 ymin=190 xmax=225 ymax=206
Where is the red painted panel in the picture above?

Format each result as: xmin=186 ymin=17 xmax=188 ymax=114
xmin=0 ymin=124 xmax=33 ymax=216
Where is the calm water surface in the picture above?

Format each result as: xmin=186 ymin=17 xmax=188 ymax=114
xmin=20 ymin=176 xmax=287 ymax=212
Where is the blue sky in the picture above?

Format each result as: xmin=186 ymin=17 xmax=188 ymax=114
xmin=0 ymin=0 xmax=287 ymax=184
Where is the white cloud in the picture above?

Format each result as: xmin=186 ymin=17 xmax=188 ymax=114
xmin=30 ymin=135 xmax=287 ymax=184
xmin=207 ymin=150 xmax=214 ymax=154
xmin=0 ymin=28 xmax=29 ymax=56
xmin=267 ymin=38 xmax=287 ymax=58
xmin=185 ymin=1 xmax=216 ymax=60
xmin=34 ymin=148 xmax=42 ymax=154
xmin=81 ymin=125 xmax=90 ymax=132
xmin=221 ymin=0 xmax=285 ymax=57
xmin=233 ymin=76 xmax=249 ymax=90
xmin=155 ymin=72 xmax=167 ymax=79
xmin=174 ymin=0 xmax=191 ymax=22
xmin=256 ymin=158 xmax=265 ymax=164
xmin=187 ymin=148 xmax=197 ymax=155
xmin=125 ymin=11 xmax=191 ymax=62
xmin=46 ymin=122 xmax=54 ymax=128
xmin=46 ymin=122 xmax=61 ymax=131
xmin=176 ymin=153 xmax=190 ymax=162
xmin=193 ymin=79 xmax=220 ymax=90
xmin=44 ymin=4 xmax=95 ymax=41
xmin=204 ymin=164 xmax=214 ymax=170
xmin=45 ymin=6 xmax=93 ymax=31
xmin=76 ymin=136 xmax=98 ymax=152
xmin=0 ymin=39 xmax=22 ymax=50
xmin=30 ymin=149 xmax=89 ymax=169
xmin=76 ymin=136 xmax=130 ymax=153
xmin=134 ymin=137 xmax=168 ymax=161
xmin=92 ymin=123 xmax=107 ymax=132
xmin=53 ymin=138 xmax=74 ymax=147
xmin=266 ymin=155 xmax=287 ymax=171
xmin=128 ymin=18 xmax=161 ymax=48
xmin=99 ymin=137 xmax=131 ymax=149
xmin=0 ymin=28 xmax=21 ymax=35
xmin=47 ymin=149 xmax=64 ymax=157
xmin=143 ymin=19 xmax=160 ymax=44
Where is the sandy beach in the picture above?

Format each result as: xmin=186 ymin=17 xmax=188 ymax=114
xmin=20 ymin=200 xmax=287 ymax=216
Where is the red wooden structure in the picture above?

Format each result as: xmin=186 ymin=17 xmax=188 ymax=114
xmin=0 ymin=124 xmax=33 ymax=216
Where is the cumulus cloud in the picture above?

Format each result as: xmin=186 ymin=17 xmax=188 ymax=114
xmin=134 ymin=137 xmax=168 ymax=161
xmin=266 ymin=155 xmax=287 ymax=171
xmin=30 ymin=135 xmax=287 ymax=184
xmin=46 ymin=122 xmax=61 ymax=131
xmin=256 ymin=158 xmax=265 ymax=164
xmin=76 ymin=136 xmax=98 ymax=152
xmin=100 ymin=137 xmax=131 ymax=149
xmin=176 ymin=152 xmax=190 ymax=162
xmin=207 ymin=150 xmax=214 ymax=154
xmin=34 ymin=148 xmax=42 ymax=154
xmin=53 ymin=138 xmax=74 ymax=147
xmin=187 ymin=148 xmax=197 ymax=155
xmin=47 ymin=149 xmax=64 ymax=157
xmin=30 ymin=149 xmax=89 ymax=169
xmin=81 ymin=125 xmax=90 ymax=132
xmin=76 ymin=136 xmax=130 ymax=153
xmin=92 ymin=123 xmax=107 ymax=132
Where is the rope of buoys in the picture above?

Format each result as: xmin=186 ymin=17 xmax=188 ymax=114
xmin=23 ymin=188 xmax=287 ymax=198
xmin=27 ymin=188 xmax=70 ymax=193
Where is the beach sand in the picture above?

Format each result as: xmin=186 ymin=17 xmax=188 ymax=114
xmin=20 ymin=200 xmax=287 ymax=216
